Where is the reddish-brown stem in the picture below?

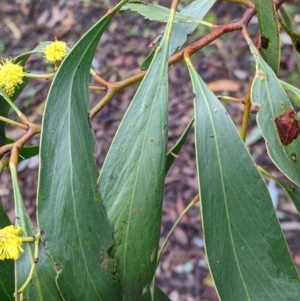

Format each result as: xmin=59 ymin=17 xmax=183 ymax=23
xmin=0 ymin=115 xmax=41 ymax=165
xmin=170 ymin=0 xmax=180 ymax=11
xmin=90 ymin=0 xmax=286 ymax=119
xmin=92 ymin=72 xmax=109 ymax=86
xmin=89 ymin=86 xmax=107 ymax=92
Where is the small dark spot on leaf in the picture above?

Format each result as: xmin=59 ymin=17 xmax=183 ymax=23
xmin=55 ymin=263 xmax=62 ymax=271
xmin=250 ymin=104 xmax=261 ymax=114
xmin=275 ymin=108 xmax=299 ymax=145
xmin=291 ymin=153 xmax=297 ymax=163
xmin=134 ymin=209 xmax=139 ymax=214
xmin=150 ymin=139 xmax=154 ymax=142
xmin=295 ymin=39 xmax=300 ymax=52
xmin=87 ymin=113 xmax=92 ymax=129
xmin=261 ymin=36 xmax=269 ymax=49
xmin=209 ymin=135 xmax=214 ymax=138
xmin=285 ymin=185 xmax=294 ymax=193
xmin=163 ymin=124 xmax=167 ymax=130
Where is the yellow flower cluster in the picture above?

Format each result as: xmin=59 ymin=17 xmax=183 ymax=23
xmin=43 ymin=39 xmax=67 ymax=69
xmin=0 ymin=59 xmax=24 ymax=97
xmin=0 ymin=225 xmax=24 ymax=260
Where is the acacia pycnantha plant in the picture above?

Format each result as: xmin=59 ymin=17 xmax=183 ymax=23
xmin=1 ymin=0 xmax=300 ymax=300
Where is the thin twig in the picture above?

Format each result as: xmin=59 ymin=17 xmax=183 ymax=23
xmin=0 ymin=115 xmax=41 ymax=163
xmin=90 ymin=0 xmax=287 ymax=119
xmin=0 ymin=116 xmax=28 ymax=130
xmin=240 ymin=87 xmax=251 ymax=141
xmin=157 ymin=194 xmax=200 ymax=264
xmin=217 ymin=96 xmax=244 ymax=103
xmin=90 ymin=3 xmax=256 ymax=118
xmin=89 ymin=85 xmax=107 ymax=92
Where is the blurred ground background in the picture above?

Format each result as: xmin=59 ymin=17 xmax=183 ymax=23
xmin=0 ymin=0 xmax=300 ymax=300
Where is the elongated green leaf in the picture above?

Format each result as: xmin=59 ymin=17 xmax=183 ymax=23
xmin=37 ymin=2 xmax=129 ymax=300
xmin=168 ymin=0 xmax=215 ymax=56
xmin=10 ymin=164 xmax=62 ymax=301
xmin=98 ymin=7 xmax=175 ymax=301
xmin=122 ymin=2 xmax=201 ymax=23
xmin=166 ymin=117 xmax=194 ymax=174
xmin=140 ymin=0 xmax=215 ymax=69
xmin=0 ymin=203 xmax=14 ymax=301
xmin=186 ymin=56 xmax=300 ymax=301
xmin=140 ymin=43 xmax=159 ymax=71
xmin=252 ymin=0 xmax=280 ymax=73
xmin=248 ymin=41 xmax=300 ymax=187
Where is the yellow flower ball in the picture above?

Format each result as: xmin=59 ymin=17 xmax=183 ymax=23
xmin=0 ymin=225 xmax=24 ymax=260
xmin=43 ymin=39 xmax=67 ymax=67
xmin=0 ymin=59 xmax=24 ymax=97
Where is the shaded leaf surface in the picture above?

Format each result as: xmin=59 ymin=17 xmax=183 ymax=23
xmin=98 ymin=8 xmax=175 ymax=301
xmin=154 ymin=286 xmax=171 ymax=301
xmin=186 ymin=57 xmax=300 ymax=301
xmin=37 ymin=2 xmax=130 ymax=300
